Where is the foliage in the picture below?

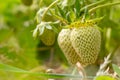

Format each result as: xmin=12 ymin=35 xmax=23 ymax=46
xmin=0 ymin=0 xmax=120 ymax=80
xmin=113 ymin=64 xmax=120 ymax=77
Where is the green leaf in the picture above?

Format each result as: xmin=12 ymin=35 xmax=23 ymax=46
xmin=37 ymin=23 xmax=45 ymax=36
xmin=45 ymin=24 xmax=52 ymax=30
xmin=74 ymin=0 xmax=81 ymax=18
xmin=87 ymin=16 xmax=104 ymax=24
xmin=80 ymin=0 xmax=105 ymax=12
xmin=95 ymin=75 xmax=116 ymax=80
xmin=33 ymin=28 xmax=39 ymax=39
xmin=112 ymin=64 xmax=120 ymax=77
xmin=66 ymin=12 xmax=71 ymax=23
xmin=68 ymin=10 xmax=76 ymax=22
xmin=36 ymin=8 xmax=46 ymax=23
xmin=0 ymin=62 xmax=94 ymax=79
xmin=0 ymin=62 xmax=27 ymax=73
xmin=37 ymin=22 xmax=53 ymax=36
xmin=36 ymin=8 xmax=52 ymax=23
xmin=57 ymin=5 xmax=65 ymax=18
xmin=51 ymin=25 xmax=59 ymax=33
xmin=61 ymin=0 xmax=75 ymax=7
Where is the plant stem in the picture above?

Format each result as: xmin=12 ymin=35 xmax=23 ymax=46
xmin=48 ymin=47 xmax=54 ymax=67
xmin=71 ymin=67 xmax=77 ymax=75
xmin=39 ymin=0 xmax=43 ymax=7
xmin=42 ymin=0 xmax=59 ymax=21
xmin=50 ymin=10 xmax=68 ymax=25
xmin=76 ymin=62 xmax=87 ymax=80
xmin=110 ymin=44 xmax=119 ymax=60
xmin=89 ymin=2 xmax=120 ymax=13
xmin=80 ymin=0 xmax=105 ymax=12
xmin=81 ymin=7 xmax=88 ymax=23
xmin=96 ymin=53 xmax=112 ymax=76
xmin=70 ymin=67 xmax=77 ymax=80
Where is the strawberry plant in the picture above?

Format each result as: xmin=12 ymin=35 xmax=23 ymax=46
xmin=0 ymin=0 xmax=120 ymax=80
xmin=32 ymin=0 xmax=120 ymax=79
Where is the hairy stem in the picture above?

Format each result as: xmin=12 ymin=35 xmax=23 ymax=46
xmin=39 ymin=0 xmax=43 ymax=7
xmin=50 ymin=10 xmax=68 ymax=25
xmin=80 ymin=0 xmax=105 ymax=12
xmin=70 ymin=67 xmax=77 ymax=80
xmin=89 ymin=2 xmax=120 ymax=13
xmin=76 ymin=62 xmax=87 ymax=80
xmin=42 ymin=0 xmax=59 ymax=21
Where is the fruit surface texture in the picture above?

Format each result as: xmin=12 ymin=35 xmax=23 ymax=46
xmin=70 ymin=26 xmax=101 ymax=66
xmin=58 ymin=29 xmax=82 ymax=65
xmin=58 ymin=23 xmax=101 ymax=66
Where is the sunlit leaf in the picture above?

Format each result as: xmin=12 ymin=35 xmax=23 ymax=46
xmin=36 ymin=8 xmax=52 ymax=23
xmin=45 ymin=24 xmax=52 ymax=30
xmin=57 ymin=5 xmax=65 ymax=18
xmin=38 ymin=23 xmax=45 ymax=36
xmin=0 ymin=63 xmax=94 ymax=79
xmin=37 ymin=22 xmax=54 ymax=36
xmin=74 ymin=0 xmax=81 ymax=18
xmin=0 ymin=62 xmax=27 ymax=73
xmin=66 ymin=12 xmax=71 ymax=22
xmin=112 ymin=64 xmax=120 ymax=77
xmin=61 ymin=0 xmax=75 ymax=7
xmin=33 ymin=27 xmax=38 ymax=38
xmin=95 ymin=75 xmax=116 ymax=80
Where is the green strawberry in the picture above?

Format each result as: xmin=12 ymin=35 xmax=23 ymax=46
xmin=40 ymin=28 xmax=55 ymax=46
xmin=70 ymin=26 xmax=101 ymax=66
xmin=58 ymin=29 xmax=83 ymax=65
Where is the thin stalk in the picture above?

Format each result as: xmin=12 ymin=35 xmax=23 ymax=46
xmin=71 ymin=67 xmax=77 ymax=75
xmin=48 ymin=47 xmax=54 ymax=66
xmin=70 ymin=67 xmax=77 ymax=80
xmin=42 ymin=0 xmax=59 ymax=21
xmin=76 ymin=62 xmax=87 ymax=80
xmin=96 ymin=53 xmax=112 ymax=76
xmin=89 ymin=2 xmax=120 ymax=13
xmin=110 ymin=45 xmax=120 ymax=60
xmin=81 ymin=7 xmax=88 ymax=23
xmin=80 ymin=0 xmax=105 ymax=11
xmin=39 ymin=0 xmax=43 ymax=7
xmin=50 ymin=10 xmax=68 ymax=25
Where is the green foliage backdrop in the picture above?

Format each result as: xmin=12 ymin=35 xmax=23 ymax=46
xmin=0 ymin=0 xmax=120 ymax=80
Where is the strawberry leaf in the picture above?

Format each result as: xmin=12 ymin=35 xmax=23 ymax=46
xmin=112 ymin=64 xmax=120 ymax=77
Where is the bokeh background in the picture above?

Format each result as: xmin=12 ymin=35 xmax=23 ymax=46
xmin=0 ymin=0 xmax=120 ymax=80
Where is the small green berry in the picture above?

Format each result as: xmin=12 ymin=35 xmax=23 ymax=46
xmin=40 ymin=28 xmax=55 ymax=46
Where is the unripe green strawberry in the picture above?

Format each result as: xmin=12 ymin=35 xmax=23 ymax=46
xmin=58 ymin=29 xmax=83 ymax=65
xmin=40 ymin=28 xmax=55 ymax=46
xmin=70 ymin=26 xmax=101 ymax=66
xmin=21 ymin=0 xmax=33 ymax=6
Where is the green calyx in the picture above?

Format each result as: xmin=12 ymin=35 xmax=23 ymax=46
xmin=66 ymin=17 xmax=104 ymax=29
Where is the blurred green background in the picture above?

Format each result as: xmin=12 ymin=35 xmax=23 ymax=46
xmin=0 ymin=0 xmax=68 ymax=80
xmin=0 ymin=0 xmax=120 ymax=80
